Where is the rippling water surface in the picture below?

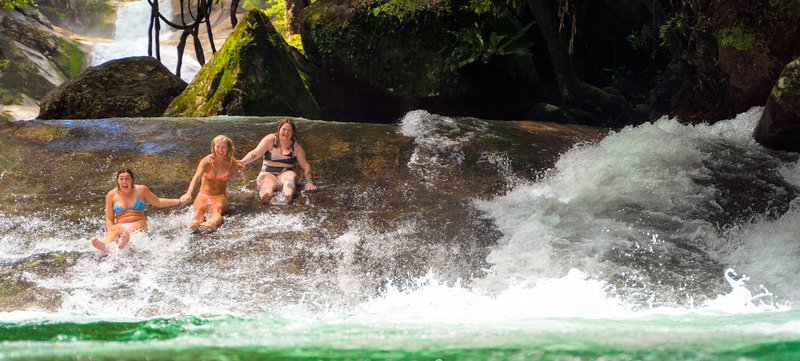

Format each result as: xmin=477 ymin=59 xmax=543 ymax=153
xmin=2 ymin=108 xmax=800 ymax=360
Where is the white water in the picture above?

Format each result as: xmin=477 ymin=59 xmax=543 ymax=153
xmin=2 ymin=108 xmax=799 ymax=325
xmin=89 ymin=0 xmax=201 ymax=82
xmin=391 ymin=108 xmax=795 ymax=319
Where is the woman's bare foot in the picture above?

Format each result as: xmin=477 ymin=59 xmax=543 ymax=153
xmin=284 ymin=193 xmax=293 ymax=204
xmin=200 ymin=221 xmax=217 ymax=231
xmin=91 ymin=237 xmax=108 ymax=252
xmin=117 ymin=232 xmax=131 ymax=249
xmin=190 ymin=220 xmax=201 ymax=233
xmin=259 ymin=190 xmax=273 ymax=204
xmin=198 ymin=221 xmax=217 ymax=233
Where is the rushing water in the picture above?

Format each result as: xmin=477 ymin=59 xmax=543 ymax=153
xmin=89 ymin=0 xmax=201 ymax=82
xmin=2 ymin=108 xmax=800 ymax=360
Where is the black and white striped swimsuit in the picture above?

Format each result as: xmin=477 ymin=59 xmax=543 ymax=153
xmin=262 ymin=140 xmax=297 ymax=176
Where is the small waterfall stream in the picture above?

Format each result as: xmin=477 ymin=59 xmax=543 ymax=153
xmin=89 ymin=0 xmax=201 ymax=82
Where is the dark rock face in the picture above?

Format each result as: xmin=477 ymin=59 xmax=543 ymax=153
xmin=754 ymin=58 xmax=800 ymax=153
xmin=164 ymin=9 xmax=321 ymax=119
xmin=37 ymin=56 xmax=187 ymax=119
xmin=714 ymin=1 xmax=800 ymax=116
xmin=300 ymin=0 xmax=538 ymax=122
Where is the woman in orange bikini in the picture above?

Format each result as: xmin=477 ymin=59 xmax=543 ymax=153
xmin=238 ymin=119 xmax=317 ymax=204
xmin=181 ymin=135 xmax=240 ymax=232
xmin=91 ymin=168 xmax=186 ymax=252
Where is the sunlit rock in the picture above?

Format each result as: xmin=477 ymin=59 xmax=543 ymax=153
xmin=164 ymin=9 xmax=321 ymax=119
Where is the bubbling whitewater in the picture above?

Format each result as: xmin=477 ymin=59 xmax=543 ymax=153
xmin=1 ymin=109 xmax=800 ymax=359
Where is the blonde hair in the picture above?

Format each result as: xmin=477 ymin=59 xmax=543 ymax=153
xmin=210 ymin=135 xmax=236 ymax=164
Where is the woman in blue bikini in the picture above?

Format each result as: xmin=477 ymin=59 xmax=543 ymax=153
xmin=91 ymin=168 xmax=186 ymax=252
xmin=238 ymin=119 xmax=317 ymax=204
xmin=181 ymin=135 xmax=240 ymax=232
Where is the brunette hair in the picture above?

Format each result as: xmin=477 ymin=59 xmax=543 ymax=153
xmin=275 ymin=118 xmax=297 ymax=143
xmin=115 ymin=168 xmax=135 ymax=189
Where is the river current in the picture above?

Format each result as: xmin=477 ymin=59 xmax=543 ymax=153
xmin=1 ymin=108 xmax=799 ymax=360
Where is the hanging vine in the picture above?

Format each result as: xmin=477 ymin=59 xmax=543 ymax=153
xmin=147 ymin=0 xmax=242 ymax=78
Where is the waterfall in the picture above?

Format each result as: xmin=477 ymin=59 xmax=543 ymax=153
xmin=89 ymin=0 xmax=201 ymax=82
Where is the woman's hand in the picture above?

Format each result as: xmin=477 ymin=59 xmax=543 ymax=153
xmin=305 ymin=182 xmax=318 ymax=191
xmin=180 ymin=193 xmax=192 ymax=206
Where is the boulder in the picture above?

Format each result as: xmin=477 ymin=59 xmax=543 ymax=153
xmin=164 ymin=9 xmax=321 ymax=118
xmin=37 ymin=56 xmax=187 ymax=119
xmin=754 ymin=58 xmax=800 ymax=152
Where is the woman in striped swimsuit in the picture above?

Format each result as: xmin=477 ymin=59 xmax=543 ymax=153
xmin=238 ymin=119 xmax=317 ymax=204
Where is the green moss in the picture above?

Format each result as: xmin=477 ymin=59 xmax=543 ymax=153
xmin=166 ymin=9 xmax=320 ymax=117
xmin=771 ymin=59 xmax=800 ymax=101
xmin=718 ymin=27 xmax=756 ymax=51
xmin=0 ymin=0 xmax=33 ymax=10
xmin=56 ymin=40 xmax=86 ymax=78
xmin=286 ymin=34 xmax=303 ymax=52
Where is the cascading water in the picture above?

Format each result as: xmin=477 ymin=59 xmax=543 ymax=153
xmin=1 ymin=108 xmax=800 ymax=360
xmin=89 ymin=0 xmax=201 ymax=82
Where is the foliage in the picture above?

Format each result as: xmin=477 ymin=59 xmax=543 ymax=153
xmin=242 ymin=0 xmax=268 ymax=10
xmin=0 ymin=0 xmax=33 ymax=10
xmin=241 ymin=0 xmax=301 ymax=48
xmin=769 ymin=0 xmax=800 ymax=11
xmin=286 ymin=33 xmax=303 ymax=52
xmin=369 ymin=0 xmax=451 ymax=18
xmin=651 ymin=0 xmax=729 ymax=120
xmin=718 ymin=27 xmax=756 ymax=51
xmin=445 ymin=20 xmax=532 ymax=69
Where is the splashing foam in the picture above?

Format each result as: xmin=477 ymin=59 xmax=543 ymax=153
xmin=355 ymin=267 xmax=787 ymax=323
xmin=466 ymin=107 xmax=793 ymax=313
xmin=398 ymin=110 xmax=486 ymax=187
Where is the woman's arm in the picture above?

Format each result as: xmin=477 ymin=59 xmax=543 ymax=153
xmin=138 ymin=185 xmax=182 ymax=208
xmin=295 ymin=143 xmax=317 ymax=191
xmin=239 ymin=134 xmax=274 ymax=167
xmin=104 ymin=190 xmax=116 ymax=230
xmin=182 ymin=156 xmax=209 ymax=203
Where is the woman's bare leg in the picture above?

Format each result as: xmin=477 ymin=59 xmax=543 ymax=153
xmin=117 ymin=221 xmax=146 ymax=250
xmin=257 ymin=172 xmax=278 ymax=204
xmin=202 ymin=195 xmax=228 ymax=230
xmin=92 ymin=224 xmax=125 ymax=252
xmin=280 ymin=171 xmax=298 ymax=204
xmin=190 ymin=195 xmax=209 ymax=231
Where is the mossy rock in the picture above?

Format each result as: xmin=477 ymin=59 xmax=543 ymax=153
xmin=165 ymin=9 xmax=321 ymax=118
xmin=754 ymin=57 xmax=800 ymax=152
xmin=301 ymin=0 xmax=460 ymax=99
xmin=0 ymin=9 xmax=87 ymax=104
xmin=299 ymin=0 xmax=539 ymax=121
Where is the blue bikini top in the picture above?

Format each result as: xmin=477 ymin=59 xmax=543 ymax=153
xmin=113 ymin=187 xmax=145 ymax=215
